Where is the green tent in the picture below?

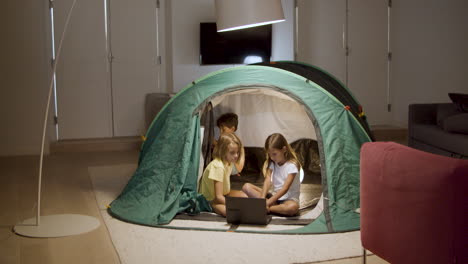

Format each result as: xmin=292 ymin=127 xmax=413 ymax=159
xmin=109 ymin=61 xmax=373 ymax=234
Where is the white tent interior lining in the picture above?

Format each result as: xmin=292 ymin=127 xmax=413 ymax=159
xmin=209 ymin=88 xmax=317 ymax=147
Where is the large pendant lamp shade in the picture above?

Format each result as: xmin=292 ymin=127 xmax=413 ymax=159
xmin=215 ymin=0 xmax=285 ymax=32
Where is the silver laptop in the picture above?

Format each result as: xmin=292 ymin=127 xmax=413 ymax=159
xmin=225 ymin=196 xmax=272 ymax=225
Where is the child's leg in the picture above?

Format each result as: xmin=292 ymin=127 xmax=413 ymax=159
xmin=210 ymin=201 xmax=226 ymax=217
xmin=227 ymin=190 xmax=248 ymax=197
xmin=241 ymin=183 xmax=263 ymax=198
xmin=210 ymin=190 xmax=247 ymax=217
xmin=269 ymin=200 xmax=299 ymax=216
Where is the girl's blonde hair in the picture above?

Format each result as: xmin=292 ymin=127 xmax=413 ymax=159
xmin=263 ymin=133 xmax=301 ymax=175
xmin=213 ymin=133 xmax=243 ymax=164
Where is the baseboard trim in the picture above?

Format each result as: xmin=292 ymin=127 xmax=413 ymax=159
xmin=50 ymin=136 xmax=142 ymax=154
xmin=49 ymin=126 xmax=408 ymax=154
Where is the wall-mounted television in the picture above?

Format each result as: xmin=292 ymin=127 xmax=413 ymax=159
xmin=199 ymin=22 xmax=272 ymax=65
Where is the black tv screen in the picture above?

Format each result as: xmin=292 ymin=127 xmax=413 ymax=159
xmin=200 ymin=22 xmax=272 ymax=65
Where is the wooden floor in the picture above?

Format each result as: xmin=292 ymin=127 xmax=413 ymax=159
xmin=0 ymin=151 xmax=138 ymax=264
xmin=0 ymin=128 xmax=400 ymax=263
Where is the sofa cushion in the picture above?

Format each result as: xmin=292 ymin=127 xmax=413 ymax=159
xmin=410 ymin=123 xmax=468 ymax=156
xmin=436 ymin=103 xmax=460 ymax=127
xmin=443 ymin=113 xmax=468 ymax=134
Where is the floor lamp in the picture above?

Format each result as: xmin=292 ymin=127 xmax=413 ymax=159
xmin=14 ymin=0 xmax=100 ymax=238
xmin=214 ymin=0 xmax=285 ymax=32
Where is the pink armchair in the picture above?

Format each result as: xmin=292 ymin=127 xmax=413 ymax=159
xmin=360 ymin=142 xmax=468 ymax=264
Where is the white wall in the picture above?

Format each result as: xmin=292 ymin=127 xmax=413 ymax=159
xmin=54 ymin=0 xmax=113 ymax=140
xmin=296 ymin=0 xmax=468 ymax=128
xmin=272 ymin=0 xmax=295 ymax=62
xmin=169 ymin=0 xmax=294 ymax=92
xmin=390 ymin=0 xmax=468 ymax=126
xmin=54 ymin=0 xmax=167 ymax=139
xmin=297 ymin=0 xmax=390 ymax=125
xmin=2 ymin=0 xmax=467 ymax=156
xmin=0 ymin=1 xmax=53 ymax=156
xmin=297 ymin=0 xmax=391 ymax=126
xmin=296 ymin=1 xmax=347 ymax=82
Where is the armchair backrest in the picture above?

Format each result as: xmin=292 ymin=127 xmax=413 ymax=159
xmin=360 ymin=142 xmax=468 ymax=264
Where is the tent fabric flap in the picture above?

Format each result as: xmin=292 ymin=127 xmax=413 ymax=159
xmin=109 ymin=114 xmax=203 ymax=225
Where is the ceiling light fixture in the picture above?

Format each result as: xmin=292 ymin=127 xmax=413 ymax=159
xmin=215 ymin=0 xmax=285 ymax=32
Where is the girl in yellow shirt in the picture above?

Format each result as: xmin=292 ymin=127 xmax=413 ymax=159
xmin=199 ymin=133 xmax=247 ymax=216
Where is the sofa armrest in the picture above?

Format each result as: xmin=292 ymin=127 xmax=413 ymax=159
xmin=360 ymin=142 xmax=468 ymax=263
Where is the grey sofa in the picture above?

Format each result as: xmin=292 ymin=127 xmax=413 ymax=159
xmin=408 ymin=103 xmax=468 ymax=159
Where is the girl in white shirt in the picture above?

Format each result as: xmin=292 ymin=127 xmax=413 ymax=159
xmin=242 ymin=133 xmax=301 ymax=216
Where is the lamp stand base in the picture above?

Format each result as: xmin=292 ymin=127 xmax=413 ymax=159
xmin=14 ymin=214 xmax=100 ymax=238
